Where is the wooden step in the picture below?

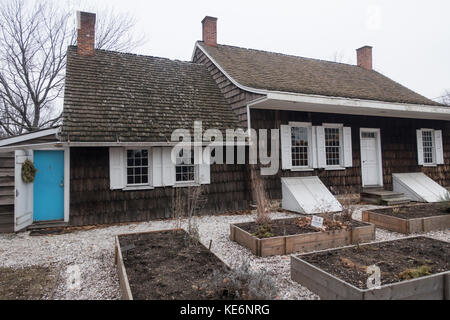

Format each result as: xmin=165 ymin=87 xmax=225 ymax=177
xmin=381 ymin=197 xmax=411 ymax=206
xmin=27 ymin=221 xmax=68 ymax=230
xmin=361 ymin=190 xmax=404 ymax=200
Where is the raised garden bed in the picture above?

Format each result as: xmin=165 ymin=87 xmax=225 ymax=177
xmin=229 ymin=217 xmax=375 ymax=257
xmin=291 ymin=236 xmax=450 ymax=300
xmin=362 ymin=203 xmax=450 ymax=234
xmin=115 ymin=228 xmax=236 ymax=300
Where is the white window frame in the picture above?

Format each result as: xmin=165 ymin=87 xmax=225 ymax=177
xmin=322 ymin=123 xmax=344 ymax=170
xmin=418 ymin=128 xmax=437 ymax=167
xmin=174 ymin=147 xmax=200 ymax=186
xmin=124 ymin=147 xmax=153 ymax=190
xmin=289 ymin=122 xmax=313 ymax=171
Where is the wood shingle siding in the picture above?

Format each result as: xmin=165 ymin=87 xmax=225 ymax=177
xmin=69 ymin=147 xmax=250 ymax=226
xmin=250 ymin=109 xmax=450 ymax=198
xmin=192 ymin=47 xmax=263 ymax=126
xmin=0 ymin=152 xmax=14 ymax=233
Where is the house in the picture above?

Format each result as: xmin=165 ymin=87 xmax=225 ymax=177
xmin=193 ymin=16 xmax=450 ymax=201
xmin=0 ymin=12 xmax=449 ymax=232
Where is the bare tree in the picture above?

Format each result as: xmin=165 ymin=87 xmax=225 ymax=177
xmin=0 ymin=0 xmax=145 ymax=137
xmin=330 ymin=50 xmax=353 ymax=64
xmin=440 ymin=90 xmax=450 ymax=106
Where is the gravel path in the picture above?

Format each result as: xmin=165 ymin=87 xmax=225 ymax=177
xmin=0 ymin=205 xmax=448 ymax=300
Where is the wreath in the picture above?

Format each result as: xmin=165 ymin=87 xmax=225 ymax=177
xmin=22 ymin=159 xmax=37 ymax=183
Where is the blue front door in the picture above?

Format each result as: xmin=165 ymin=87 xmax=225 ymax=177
xmin=33 ymin=150 xmax=64 ymax=221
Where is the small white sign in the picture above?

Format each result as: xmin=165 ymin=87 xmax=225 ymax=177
xmin=311 ymin=215 xmax=324 ymax=229
xmin=366 ymin=265 xmax=381 ymax=289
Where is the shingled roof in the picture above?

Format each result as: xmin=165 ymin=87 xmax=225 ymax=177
xmin=198 ymin=42 xmax=440 ymax=106
xmin=61 ymin=46 xmax=240 ymax=142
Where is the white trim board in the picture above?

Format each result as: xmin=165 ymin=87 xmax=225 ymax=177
xmin=0 ymin=128 xmax=60 ymax=147
xmin=194 ymin=42 xmax=450 ymax=120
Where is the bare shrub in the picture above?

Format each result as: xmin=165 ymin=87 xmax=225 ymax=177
xmin=171 ymin=186 xmax=206 ymax=246
xmin=208 ymin=258 xmax=278 ymax=300
xmin=250 ymin=165 xmax=271 ymax=225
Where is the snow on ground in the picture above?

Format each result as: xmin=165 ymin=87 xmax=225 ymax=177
xmin=0 ymin=204 xmax=448 ymax=300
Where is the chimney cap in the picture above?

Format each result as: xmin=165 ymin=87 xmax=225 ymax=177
xmin=76 ymin=11 xmax=96 ymax=29
xmin=356 ymin=45 xmax=373 ymax=51
xmin=202 ymin=16 xmax=218 ymax=24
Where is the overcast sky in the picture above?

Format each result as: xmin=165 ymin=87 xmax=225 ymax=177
xmin=73 ymin=0 xmax=449 ymax=102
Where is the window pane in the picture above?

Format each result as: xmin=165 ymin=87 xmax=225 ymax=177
xmin=126 ymin=149 xmax=150 ymax=185
xmin=291 ymin=127 xmax=309 ymax=167
xmin=325 ymin=127 xmax=341 ymax=166
xmin=422 ymin=130 xmax=434 ymax=164
xmin=176 ymin=148 xmax=196 ymax=182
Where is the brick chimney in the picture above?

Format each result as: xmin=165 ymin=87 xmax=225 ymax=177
xmin=356 ymin=46 xmax=373 ymax=70
xmin=202 ymin=16 xmax=218 ymax=47
xmin=77 ymin=11 xmax=96 ymax=56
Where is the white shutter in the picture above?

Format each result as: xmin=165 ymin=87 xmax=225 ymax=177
xmin=199 ymin=147 xmax=211 ymax=184
xmin=343 ymin=127 xmax=353 ymax=167
xmin=416 ymin=129 xmax=424 ymax=165
xmin=162 ymin=147 xmax=175 ymax=186
xmin=435 ymin=130 xmax=444 ymax=165
xmin=311 ymin=126 xmax=318 ymax=168
xmin=109 ymin=147 xmax=125 ymax=190
xmin=316 ymin=126 xmax=326 ymax=168
xmin=152 ymin=147 xmax=163 ymax=187
xmin=280 ymin=125 xmax=292 ymax=170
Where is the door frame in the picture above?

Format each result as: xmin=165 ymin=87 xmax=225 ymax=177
xmin=359 ymin=128 xmax=383 ymax=187
xmin=14 ymin=150 xmax=34 ymax=231
xmin=32 ymin=147 xmax=70 ymax=223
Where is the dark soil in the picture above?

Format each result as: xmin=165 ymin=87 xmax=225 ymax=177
xmin=119 ymin=230 xmax=234 ymax=300
xmin=236 ymin=218 xmax=368 ymax=239
xmin=0 ymin=265 xmax=60 ymax=300
xmin=372 ymin=203 xmax=450 ymax=219
xmin=301 ymin=237 xmax=450 ymax=289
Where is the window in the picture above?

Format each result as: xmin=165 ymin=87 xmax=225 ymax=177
xmin=324 ymin=127 xmax=342 ymax=166
xmin=422 ymin=130 xmax=434 ymax=164
xmin=361 ymin=132 xmax=376 ymax=139
xmin=291 ymin=126 xmax=309 ymax=167
xmin=176 ymin=148 xmax=196 ymax=183
xmin=126 ymin=149 xmax=149 ymax=185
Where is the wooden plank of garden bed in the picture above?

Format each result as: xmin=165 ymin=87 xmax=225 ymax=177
xmin=115 ymin=235 xmax=133 ymax=300
xmin=115 ymin=228 xmax=185 ymax=300
xmin=231 ymin=220 xmax=375 ymax=257
xmin=291 ymin=253 xmax=363 ymax=300
xmin=291 ymin=237 xmax=450 ymax=300
xmin=362 ymin=210 xmax=408 ymax=233
xmin=422 ymin=215 xmax=450 ymax=233
xmin=363 ymin=210 xmax=450 ymax=234
xmin=351 ymin=224 xmax=376 ymax=244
